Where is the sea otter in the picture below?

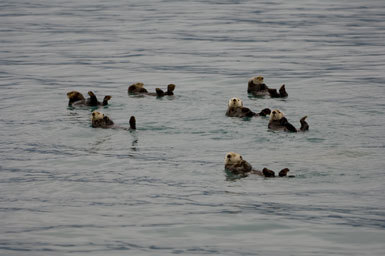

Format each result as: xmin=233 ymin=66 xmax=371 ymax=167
xmin=247 ymin=76 xmax=288 ymax=98
xmin=226 ymin=97 xmax=271 ymax=118
xmin=268 ymin=109 xmax=309 ymax=132
xmin=128 ymin=83 xmax=175 ymax=97
xmin=224 ymin=152 xmax=290 ymax=177
xmin=67 ymin=91 xmax=111 ymax=107
xmin=91 ymin=111 xmax=136 ymax=130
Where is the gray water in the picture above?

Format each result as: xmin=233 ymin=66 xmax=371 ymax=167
xmin=1 ymin=0 xmax=385 ymax=255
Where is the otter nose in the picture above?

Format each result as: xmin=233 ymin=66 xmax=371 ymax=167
xmin=227 ymin=155 xmax=231 ymax=159
xmin=233 ymin=99 xmax=236 ymax=102
xmin=272 ymin=111 xmax=276 ymax=114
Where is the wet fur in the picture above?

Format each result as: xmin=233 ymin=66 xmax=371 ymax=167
xmin=224 ymin=152 xmax=290 ymax=178
xmin=128 ymin=83 xmax=175 ymax=97
xmin=268 ymin=109 xmax=309 ymax=132
xmin=247 ymin=76 xmax=288 ymax=98
xmin=67 ymin=91 xmax=111 ymax=107
xmin=226 ymin=97 xmax=271 ymax=118
xmin=91 ymin=111 xmax=136 ymax=130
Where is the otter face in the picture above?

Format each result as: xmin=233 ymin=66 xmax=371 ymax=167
xmin=250 ymin=76 xmax=264 ymax=85
xmin=228 ymin=97 xmax=243 ymax=108
xmin=225 ymin=152 xmax=243 ymax=165
xmin=270 ymin=109 xmax=285 ymax=121
xmin=91 ymin=111 xmax=104 ymax=121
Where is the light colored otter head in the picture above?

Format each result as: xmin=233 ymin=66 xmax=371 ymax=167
xmin=225 ymin=152 xmax=243 ymax=165
xmin=270 ymin=109 xmax=285 ymax=121
xmin=228 ymin=97 xmax=243 ymax=108
xmin=91 ymin=111 xmax=104 ymax=121
xmin=249 ymin=76 xmax=264 ymax=85
xmin=131 ymin=82 xmax=144 ymax=88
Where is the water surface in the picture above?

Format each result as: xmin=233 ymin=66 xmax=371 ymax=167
xmin=1 ymin=0 xmax=385 ymax=255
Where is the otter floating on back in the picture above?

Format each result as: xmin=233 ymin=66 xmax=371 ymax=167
xmin=67 ymin=91 xmax=111 ymax=107
xmin=224 ymin=152 xmax=291 ymax=178
xmin=248 ymin=76 xmax=288 ymax=98
xmin=226 ymin=97 xmax=271 ymax=118
xmin=128 ymin=83 xmax=176 ymax=97
xmin=268 ymin=109 xmax=309 ymax=132
xmin=91 ymin=111 xmax=136 ymax=130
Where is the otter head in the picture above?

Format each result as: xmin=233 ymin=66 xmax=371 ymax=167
xmin=270 ymin=109 xmax=285 ymax=121
xmin=91 ymin=111 xmax=104 ymax=121
xmin=128 ymin=82 xmax=146 ymax=93
xmin=228 ymin=97 xmax=243 ymax=108
xmin=67 ymin=91 xmax=85 ymax=102
xmin=132 ymin=82 xmax=144 ymax=89
xmin=167 ymin=84 xmax=176 ymax=92
xmin=225 ymin=152 xmax=243 ymax=165
xmin=250 ymin=76 xmax=264 ymax=85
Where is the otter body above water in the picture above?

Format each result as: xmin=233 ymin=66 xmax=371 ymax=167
xmin=268 ymin=109 xmax=309 ymax=132
xmin=224 ymin=152 xmax=291 ymax=178
xmin=248 ymin=76 xmax=288 ymax=98
xmin=67 ymin=91 xmax=111 ymax=107
xmin=91 ymin=111 xmax=136 ymax=130
xmin=226 ymin=97 xmax=271 ymax=118
xmin=128 ymin=83 xmax=175 ymax=97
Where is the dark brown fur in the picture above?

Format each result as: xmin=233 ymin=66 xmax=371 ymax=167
xmin=128 ymin=83 xmax=175 ymax=97
xmin=268 ymin=84 xmax=288 ymax=98
xmin=268 ymin=115 xmax=309 ymax=132
xmin=248 ymin=79 xmax=269 ymax=96
xmin=92 ymin=114 xmax=136 ymax=130
xmin=225 ymin=160 xmax=290 ymax=178
xmin=226 ymin=107 xmax=271 ymax=118
xmin=67 ymin=91 xmax=111 ymax=107
xmin=248 ymin=80 xmax=289 ymax=98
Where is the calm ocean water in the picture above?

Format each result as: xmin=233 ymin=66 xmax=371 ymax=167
xmin=1 ymin=0 xmax=385 ymax=255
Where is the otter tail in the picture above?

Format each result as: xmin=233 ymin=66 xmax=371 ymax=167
xmin=299 ymin=116 xmax=309 ymax=131
xmin=129 ymin=116 xmax=136 ymax=130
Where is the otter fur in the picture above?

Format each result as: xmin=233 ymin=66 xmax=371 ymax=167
xmin=247 ymin=76 xmax=288 ymax=98
xmin=268 ymin=109 xmax=309 ymax=132
xmin=224 ymin=152 xmax=290 ymax=177
xmin=91 ymin=111 xmax=136 ymax=130
xmin=128 ymin=83 xmax=175 ymax=97
xmin=226 ymin=97 xmax=271 ymax=118
xmin=67 ymin=91 xmax=111 ymax=107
